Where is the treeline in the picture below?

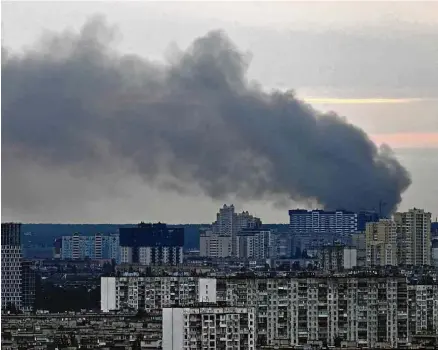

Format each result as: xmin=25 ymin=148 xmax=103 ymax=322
xmin=35 ymin=278 xmax=100 ymax=312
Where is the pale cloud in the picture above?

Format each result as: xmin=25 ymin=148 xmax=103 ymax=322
xmin=303 ymin=98 xmax=429 ymax=105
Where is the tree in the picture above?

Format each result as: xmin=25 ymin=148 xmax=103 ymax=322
xmin=70 ymin=333 xmax=78 ymax=347
xmin=292 ymin=261 xmax=301 ymax=271
xmin=294 ymin=247 xmax=301 ymax=259
xmin=132 ymin=335 xmax=142 ymax=350
xmin=2 ymin=331 xmax=12 ymax=341
xmin=135 ymin=309 xmax=147 ymax=319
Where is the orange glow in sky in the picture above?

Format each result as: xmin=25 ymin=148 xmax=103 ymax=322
xmin=370 ymin=132 xmax=438 ymax=149
xmin=302 ymin=97 xmax=428 ymax=105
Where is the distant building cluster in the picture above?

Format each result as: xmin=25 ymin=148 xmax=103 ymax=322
xmin=61 ymin=233 xmax=120 ymax=262
xmin=55 ymin=223 xmax=185 ymax=267
xmin=362 ymin=208 xmax=432 ymax=267
xmin=288 ymin=208 xmax=432 ymax=271
xmin=1 ymin=311 xmax=163 ymax=349
xmin=1 ymin=203 xmax=436 ymax=335
xmin=119 ymin=223 xmax=184 ymax=266
xmin=288 ymin=209 xmax=359 ymax=235
xmin=200 ymin=204 xmax=266 ymax=259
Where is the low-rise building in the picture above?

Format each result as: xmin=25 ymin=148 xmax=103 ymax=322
xmin=1 ymin=311 xmax=162 ymax=349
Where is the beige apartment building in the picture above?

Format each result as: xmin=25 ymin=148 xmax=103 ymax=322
xmin=365 ymin=219 xmax=398 ymax=266
xmin=394 ymin=208 xmax=432 ymax=266
xmin=199 ymin=230 xmax=232 ymax=258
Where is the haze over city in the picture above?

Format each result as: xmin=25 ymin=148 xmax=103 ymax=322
xmin=2 ymin=1 xmax=437 ymax=223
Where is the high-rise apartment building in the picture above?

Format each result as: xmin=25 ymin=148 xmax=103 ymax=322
xmin=236 ymin=229 xmax=273 ymax=260
xmin=1 ymin=223 xmax=22 ymax=310
xmin=432 ymin=239 xmax=438 ymax=267
xmin=394 ymin=208 xmax=432 ymax=266
xmin=357 ymin=211 xmax=380 ymax=231
xmin=365 ymin=219 xmax=398 ymax=266
xmin=205 ymin=205 xmax=262 ymax=257
xmin=273 ymin=232 xmax=293 ymax=258
xmin=289 ymin=209 xmax=358 ymax=235
xmin=119 ymin=223 xmax=184 ymax=265
xmin=21 ymin=260 xmax=36 ymax=312
xmin=162 ymin=307 xmax=256 ymax=350
xmin=53 ymin=238 xmax=62 ymax=259
xmin=101 ymin=274 xmax=438 ymax=348
xmin=408 ymin=284 xmax=438 ymax=335
xmin=213 ymin=204 xmax=235 ymax=235
xmin=61 ymin=233 xmax=120 ymax=262
xmin=101 ymin=276 xmax=212 ymax=312
xmin=199 ymin=230 xmax=232 ymax=258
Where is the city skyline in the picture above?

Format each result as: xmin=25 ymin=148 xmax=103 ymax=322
xmin=2 ymin=2 xmax=437 ymax=223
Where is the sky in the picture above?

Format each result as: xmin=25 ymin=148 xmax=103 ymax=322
xmin=1 ymin=1 xmax=437 ymax=223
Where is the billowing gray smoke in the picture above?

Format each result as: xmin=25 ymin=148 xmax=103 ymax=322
xmin=2 ymin=17 xmax=411 ymax=216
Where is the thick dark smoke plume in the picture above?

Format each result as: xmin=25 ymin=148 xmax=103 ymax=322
xmin=2 ymin=17 xmax=411 ymax=216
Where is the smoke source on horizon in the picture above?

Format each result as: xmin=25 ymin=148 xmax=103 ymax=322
xmin=1 ymin=17 xmax=411 ymax=217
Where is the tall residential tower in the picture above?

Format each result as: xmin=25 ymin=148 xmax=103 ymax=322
xmin=119 ymin=223 xmax=184 ymax=265
xmin=1 ymin=223 xmax=22 ymax=310
xmin=394 ymin=208 xmax=432 ymax=266
xmin=365 ymin=219 xmax=397 ymax=266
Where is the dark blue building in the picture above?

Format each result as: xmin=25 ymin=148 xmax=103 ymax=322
xmin=357 ymin=211 xmax=380 ymax=231
xmin=119 ymin=223 xmax=184 ymax=265
xmin=120 ymin=222 xmax=184 ymax=247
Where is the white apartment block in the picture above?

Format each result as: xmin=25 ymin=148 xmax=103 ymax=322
xmin=61 ymin=233 xmax=120 ymax=262
xmin=365 ymin=219 xmax=398 ymax=266
xmin=217 ymin=277 xmax=411 ymax=348
xmin=101 ymin=275 xmax=212 ymax=312
xmin=162 ymin=307 xmax=256 ymax=350
xmin=408 ymin=284 xmax=438 ymax=335
xmin=101 ymin=275 xmax=438 ymax=348
xmin=198 ymin=278 xmax=217 ymax=303
xmin=1 ymin=223 xmax=22 ymax=310
xmin=213 ymin=204 xmax=235 ymax=236
xmin=199 ymin=231 xmax=232 ymax=258
xmin=289 ymin=209 xmax=358 ymax=235
xmin=120 ymin=246 xmax=183 ymax=265
xmin=236 ymin=229 xmax=274 ymax=260
xmin=211 ymin=204 xmax=261 ymax=256
xmin=343 ymin=248 xmax=357 ymax=269
xmin=394 ymin=208 xmax=432 ymax=266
